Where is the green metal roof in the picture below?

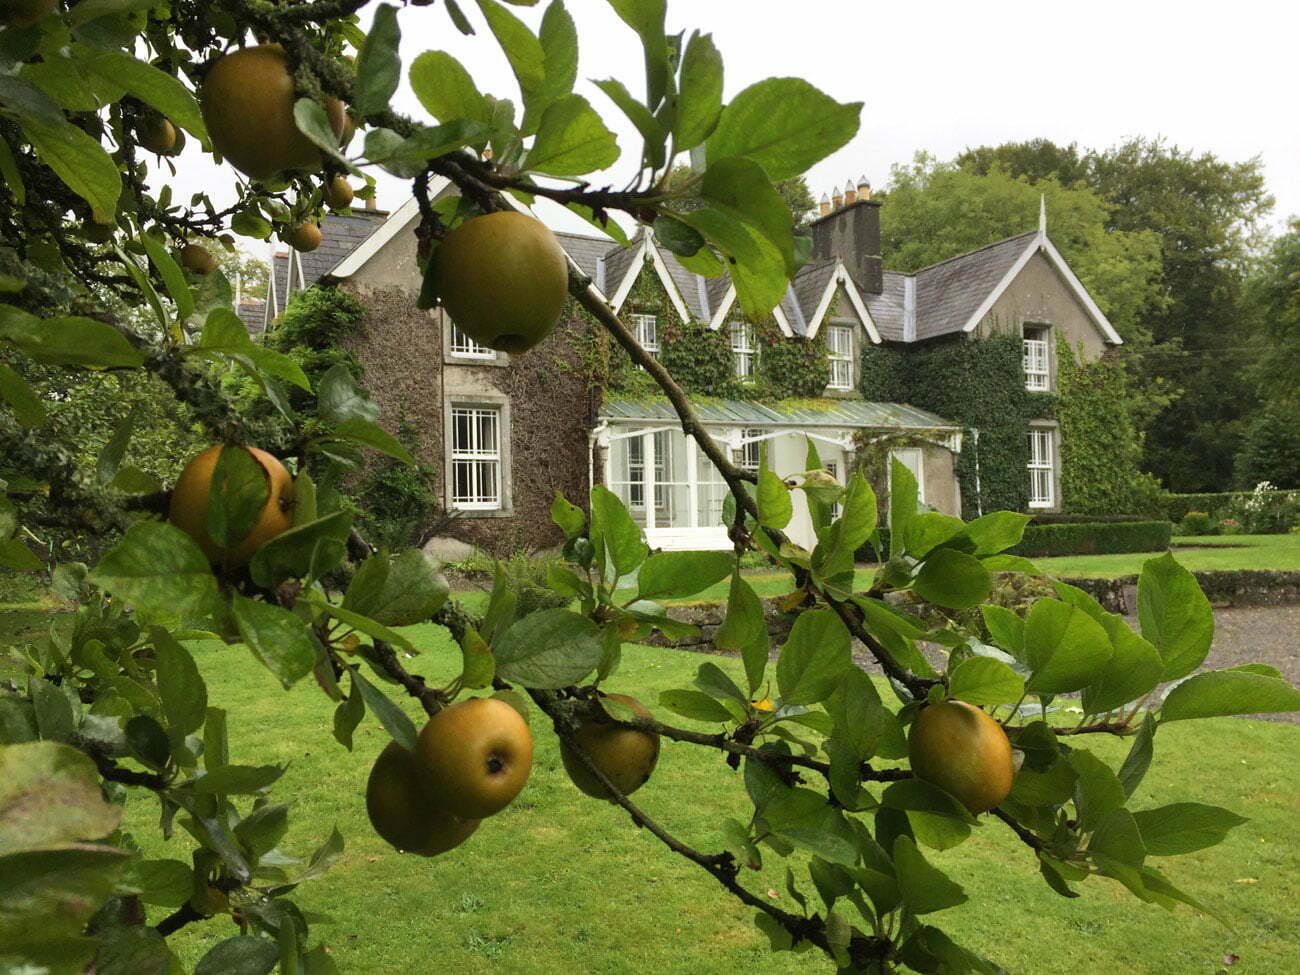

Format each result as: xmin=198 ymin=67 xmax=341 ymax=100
xmin=599 ymin=396 xmax=960 ymax=431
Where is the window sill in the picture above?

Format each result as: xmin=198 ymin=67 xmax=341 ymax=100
xmin=450 ymin=506 xmax=515 ymax=519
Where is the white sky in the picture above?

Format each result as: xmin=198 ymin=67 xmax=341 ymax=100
xmin=169 ymin=0 xmax=1300 ymax=256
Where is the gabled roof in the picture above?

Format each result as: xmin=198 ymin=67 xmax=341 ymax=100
xmin=268 ymin=209 xmax=391 ymax=321
xmin=236 ymin=298 xmax=267 ymax=336
xmin=859 ymin=230 xmax=1122 ymax=345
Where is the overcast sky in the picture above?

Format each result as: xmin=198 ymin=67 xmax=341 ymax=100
xmin=171 ymin=0 xmax=1300 ymax=255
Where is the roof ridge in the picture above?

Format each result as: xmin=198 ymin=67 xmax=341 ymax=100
xmin=905 ymin=230 xmax=1038 ymax=277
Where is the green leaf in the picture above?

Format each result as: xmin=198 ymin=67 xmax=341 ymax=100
xmin=756 ymin=467 xmax=792 ymax=531
xmin=714 ymin=573 xmax=768 ymax=694
xmin=231 ymin=210 xmax=274 ymax=240
xmin=637 ymin=550 xmax=733 ymax=600
xmin=590 ymin=484 xmax=647 ymax=576
xmin=409 ymin=51 xmax=490 ymax=125
xmin=1069 ymin=749 xmax=1126 ymax=833
xmin=888 ymin=456 xmax=917 ymax=553
xmin=674 ymin=30 xmax=723 ymax=149
xmin=593 ymin=78 xmax=665 ymax=168
xmin=150 ymin=626 xmax=207 ymax=737
xmin=606 ymin=0 xmax=670 ymax=110
xmin=194 ymin=936 xmax=278 ymax=975
xmin=1089 ymin=808 xmax=1146 ymax=866
xmin=1080 ymin=621 xmax=1162 ymax=715
xmin=1131 ymin=802 xmax=1247 ymax=856
xmin=0 ymin=537 xmax=42 ymax=571
xmin=658 ymin=688 xmax=733 ymax=723
xmin=125 ymin=714 xmax=169 ymax=770
xmin=248 ymin=510 xmax=353 ymax=589
xmin=964 ymin=511 xmax=1032 ymax=557
xmin=354 ymin=4 xmax=402 ymax=116
xmin=706 ymin=77 xmax=861 ymax=180
xmin=189 ymin=764 xmax=284 ymax=795
xmin=948 ymin=656 xmax=1024 ymax=707
xmin=1023 ymin=598 xmax=1113 ymax=695
xmin=18 ymin=116 xmax=120 ymax=221
xmin=694 ymin=660 xmax=747 ymax=705
xmin=549 ymin=491 xmax=585 ymax=539
xmin=677 ymin=206 xmax=788 ymax=319
xmin=0 ymin=741 xmax=121 ymax=854
xmin=343 ymin=549 xmax=447 ymax=626
xmin=332 ymin=676 xmax=365 ymax=750
xmin=901 ymin=512 xmax=967 ymax=560
xmin=1160 ymin=670 xmax=1300 ymax=722
xmin=317 ymin=599 xmax=413 ymax=654
xmin=142 ymin=232 xmax=194 ymax=323
xmin=234 ymin=803 xmax=289 ymax=860
xmin=206 ymin=445 xmax=268 ymax=552
xmin=1137 ymin=553 xmax=1214 ymax=681
xmin=0 ymin=845 xmax=131 ymax=947
xmin=882 ymin=779 xmax=976 ymax=826
xmin=525 ymin=0 xmax=579 ymax=134
xmin=477 ymin=0 xmax=546 ymax=97
xmin=914 ymin=549 xmax=991 ymax=610
xmin=0 ymin=362 xmax=45 ymax=427
xmin=83 ymin=52 xmax=208 ymax=141
xmin=331 ymin=417 xmax=416 ymax=465
xmin=892 ymin=835 xmax=967 ymax=914
xmin=89 ymin=521 xmax=218 ymax=618
xmin=825 ymin=666 xmax=882 ymax=759
xmin=493 ymin=608 xmax=603 ymax=688
xmin=764 ymin=788 xmax=858 ymax=865
xmin=123 ymin=858 xmax=194 ymax=908
xmin=776 ymin=608 xmax=852 ymax=707
xmin=351 ymin=670 xmax=418 ymax=751
xmin=458 ymin=624 xmax=496 ymax=690
xmin=196 ymin=306 xmax=311 ymax=391
xmin=0 ymin=306 xmax=143 ymax=369
xmin=96 ymin=404 xmax=139 ymax=487
xmin=980 ymin=604 xmax=1026 ymax=663
xmin=316 ymin=364 xmax=380 ymax=423
xmin=523 ymin=93 xmax=619 ymax=176
xmin=701 ymin=157 xmax=797 ymax=273
xmin=231 ymin=595 xmax=316 ymax=688
xmin=1118 ymin=714 xmax=1156 ymax=798
xmin=293 ymin=98 xmax=359 ymax=176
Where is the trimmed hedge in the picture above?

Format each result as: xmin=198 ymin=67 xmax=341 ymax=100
xmin=1028 ymin=513 xmax=1151 ymax=525
xmin=1009 ymin=521 xmax=1172 ymax=558
xmin=1165 ymin=492 xmax=1251 ymax=523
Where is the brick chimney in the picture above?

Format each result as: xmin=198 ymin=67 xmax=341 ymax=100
xmin=810 ymin=197 xmax=883 ymax=294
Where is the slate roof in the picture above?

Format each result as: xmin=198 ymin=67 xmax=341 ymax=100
xmin=236 ymin=299 xmax=267 ymax=337
xmin=862 ymin=272 xmax=908 ymax=342
xmin=553 ymin=231 xmax=610 ymax=286
xmin=913 ymin=231 xmax=1036 ymax=340
xmin=601 ymin=395 xmax=960 ymax=431
xmin=269 ymin=210 xmax=390 ymax=319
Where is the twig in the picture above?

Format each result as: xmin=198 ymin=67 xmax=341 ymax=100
xmin=990 ymin=807 xmax=1047 ymax=853
xmin=155 ymin=902 xmax=206 ymax=936
xmin=368 ymin=640 xmax=445 ymax=716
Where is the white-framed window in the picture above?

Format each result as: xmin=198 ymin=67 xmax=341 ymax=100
xmin=730 ymin=320 xmax=757 ymax=379
xmin=449 ymin=323 xmax=496 ymax=359
xmin=827 ymin=325 xmax=854 ymax=390
xmin=630 ymin=313 xmax=659 ymax=355
xmin=450 ymin=406 xmax=502 ymax=510
xmin=627 ymin=430 xmax=670 ymax=512
xmin=736 ymin=428 xmax=764 ymax=472
xmin=1028 ymin=428 xmax=1055 ymax=509
xmin=826 ymin=460 xmax=843 ymax=519
xmin=1023 ymin=325 xmax=1050 ymax=391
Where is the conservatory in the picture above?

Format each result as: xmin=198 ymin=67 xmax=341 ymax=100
xmin=596 ymin=398 xmax=964 ymax=551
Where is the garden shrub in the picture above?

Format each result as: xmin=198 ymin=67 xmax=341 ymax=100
xmin=1222 ymin=481 xmax=1300 ymax=534
xmin=1178 ymin=511 xmax=1218 ymax=536
xmin=1007 ymin=520 xmax=1173 ymax=557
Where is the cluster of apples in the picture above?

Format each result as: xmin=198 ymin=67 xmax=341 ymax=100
xmin=368 ymin=694 xmax=660 ymax=857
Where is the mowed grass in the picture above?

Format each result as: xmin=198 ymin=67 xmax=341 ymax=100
xmin=116 ymin=623 xmax=1300 ymax=975
xmin=1035 ymin=532 xmax=1300 ymax=578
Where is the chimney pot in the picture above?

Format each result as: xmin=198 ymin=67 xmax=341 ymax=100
xmin=831 ymin=189 xmax=843 ymax=210
xmin=366 ymin=196 xmax=377 ymax=211
xmin=818 ymin=193 xmax=831 ymax=217
xmin=843 ymin=179 xmax=857 ymax=206
xmin=857 ymin=175 xmax=871 ymax=200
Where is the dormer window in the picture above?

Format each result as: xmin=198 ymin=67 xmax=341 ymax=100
xmin=450 ymin=323 xmax=496 ymax=359
xmin=1023 ymin=325 xmax=1050 ymax=391
xmin=630 ymin=313 xmax=659 ymax=356
xmin=730 ymin=320 xmax=757 ymax=379
xmin=826 ymin=325 xmax=854 ymax=390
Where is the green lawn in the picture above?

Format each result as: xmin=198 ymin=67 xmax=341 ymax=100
xmin=106 ymin=624 xmax=1299 ymax=975
xmin=1035 ymin=532 xmax=1300 ymax=578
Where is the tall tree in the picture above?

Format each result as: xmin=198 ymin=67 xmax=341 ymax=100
xmin=956 ymin=138 xmax=1090 ymax=187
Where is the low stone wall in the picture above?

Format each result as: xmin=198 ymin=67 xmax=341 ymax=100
xmin=1180 ymin=570 xmax=1300 ymax=607
xmin=643 ymin=595 xmax=798 ymax=651
xmin=1058 ymin=576 xmax=1129 ymax=613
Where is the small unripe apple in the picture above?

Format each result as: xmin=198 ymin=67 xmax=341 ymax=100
xmin=287 ymin=222 xmax=322 ymax=252
xmin=366 ymin=742 xmax=480 ymax=856
xmin=560 ymin=694 xmax=660 ymax=800
xmin=180 ymin=243 xmax=217 ymax=275
xmin=907 ymin=699 xmax=1015 ymax=814
xmin=136 ymin=116 xmax=177 ymax=155
xmin=323 ymin=176 xmax=354 ymax=210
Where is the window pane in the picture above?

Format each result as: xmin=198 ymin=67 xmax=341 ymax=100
xmin=450 ymin=406 xmax=502 ymax=508
xmin=451 ymin=324 xmax=495 ymax=358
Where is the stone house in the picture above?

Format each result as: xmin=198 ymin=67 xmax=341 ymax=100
xmin=265 ymin=178 xmax=1120 ymax=555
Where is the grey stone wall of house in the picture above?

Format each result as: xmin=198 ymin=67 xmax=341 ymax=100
xmin=922 ymin=444 xmax=962 ymax=518
xmin=975 ymin=251 xmax=1108 ymax=365
xmin=341 ymin=219 xmax=593 ymax=556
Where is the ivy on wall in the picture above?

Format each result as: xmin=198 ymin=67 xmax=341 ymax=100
xmin=1055 ymin=336 xmax=1164 ymax=515
xmin=860 ymin=333 xmax=1046 ymax=514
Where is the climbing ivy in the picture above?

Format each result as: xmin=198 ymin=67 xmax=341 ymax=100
xmin=1055 ymin=336 xmax=1164 ymax=515
xmin=860 ymin=333 xmax=1046 ymax=514
xmin=660 ymin=318 xmax=734 ymax=395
